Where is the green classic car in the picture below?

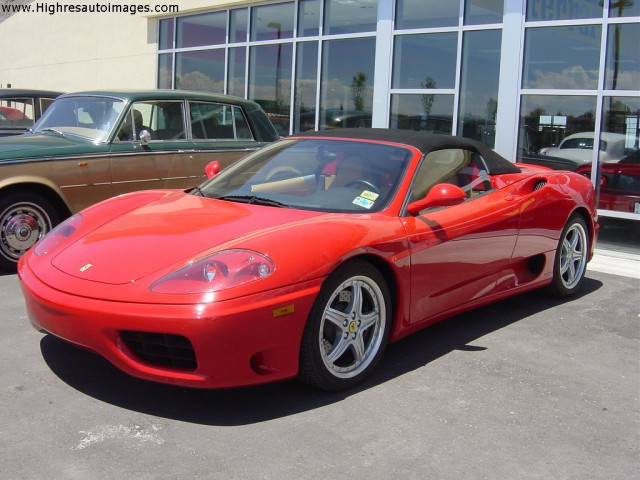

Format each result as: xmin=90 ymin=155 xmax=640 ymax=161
xmin=0 ymin=90 xmax=279 ymax=269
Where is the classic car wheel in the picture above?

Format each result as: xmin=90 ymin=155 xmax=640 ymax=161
xmin=0 ymin=192 xmax=58 ymax=269
xmin=299 ymin=260 xmax=392 ymax=391
xmin=549 ymin=215 xmax=589 ymax=298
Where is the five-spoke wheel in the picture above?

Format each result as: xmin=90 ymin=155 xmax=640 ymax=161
xmin=549 ymin=214 xmax=589 ymax=297
xmin=299 ymin=260 xmax=391 ymax=391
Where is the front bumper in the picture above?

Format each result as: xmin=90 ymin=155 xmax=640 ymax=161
xmin=18 ymin=260 xmax=322 ymax=389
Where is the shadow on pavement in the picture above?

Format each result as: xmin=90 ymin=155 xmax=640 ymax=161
xmin=39 ymin=277 xmax=603 ymax=426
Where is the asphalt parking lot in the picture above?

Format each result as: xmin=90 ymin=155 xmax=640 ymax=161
xmin=1 ymin=264 xmax=638 ymax=479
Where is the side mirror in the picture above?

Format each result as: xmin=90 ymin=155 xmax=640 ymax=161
xmin=205 ymin=161 xmax=221 ymax=179
xmin=407 ymin=183 xmax=466 ymax=215
xmin=139 ymin=129 xmax=151 ymax=145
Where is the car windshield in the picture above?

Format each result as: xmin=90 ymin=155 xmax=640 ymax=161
xmin=32 ymin=96 xmax=125 ymax=142
xmin=198 ymin=138 xmax=412 ymax=213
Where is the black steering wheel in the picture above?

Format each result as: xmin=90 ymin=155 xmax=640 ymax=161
xmin=345 ymin=179 xmax=381 ymax=195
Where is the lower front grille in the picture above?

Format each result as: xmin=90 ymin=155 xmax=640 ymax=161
xmin=120 ymin=330 xmax=197 ymax=370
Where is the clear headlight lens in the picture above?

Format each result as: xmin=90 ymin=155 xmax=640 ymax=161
xmin=34 ymin=214 xmax=83 ymax=256
xmin=150 ymin=249 xmax=275 ymax=294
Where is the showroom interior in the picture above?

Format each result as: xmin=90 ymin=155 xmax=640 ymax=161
xmin=0 ymin=0 xmax=638 ymax=259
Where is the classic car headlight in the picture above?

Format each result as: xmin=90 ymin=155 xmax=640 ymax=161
xmin=150 ymin=249 xmax=275 ymax=294
xmin=34 ymin=214 xmax=83 ymax=256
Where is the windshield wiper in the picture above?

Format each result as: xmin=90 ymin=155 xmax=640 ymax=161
xmin=190 ymin=185 xmax=206 ymax=197
xmin=216 ymin=195 xmax=290 ymax=208
xmin=38 ymin=128 xmax=65 ymax=138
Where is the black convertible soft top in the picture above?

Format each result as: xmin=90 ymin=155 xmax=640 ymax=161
xmin=295 ymin=128 xmax=521 ymax=175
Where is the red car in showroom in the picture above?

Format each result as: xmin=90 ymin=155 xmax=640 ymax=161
xmin=18 ymin=129 xmax=598 ymax=391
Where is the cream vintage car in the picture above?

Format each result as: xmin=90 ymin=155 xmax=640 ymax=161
xmin=0 ymin=90 xmax=279 ymax=269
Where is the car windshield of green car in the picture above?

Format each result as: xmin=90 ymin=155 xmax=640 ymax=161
xmin=32 ymin=96 xmax=125 ymax=143
xmin=199 ymin=138 xmax=412 ymax=213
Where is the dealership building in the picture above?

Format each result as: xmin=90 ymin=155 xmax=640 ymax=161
xmin=0 ymin=0 xmax=638 ymax=257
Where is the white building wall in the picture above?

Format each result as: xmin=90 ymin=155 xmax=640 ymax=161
xmin=0 ymin=0 xmax=246 ymax=91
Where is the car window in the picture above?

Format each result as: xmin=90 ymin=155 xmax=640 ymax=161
xmin=200 ymin=138 xmax=411 ymax=213
xmin=189 ymin=101 xmax=253 ymax=140
xmin=35 ymin=96 xmax=125 ymax=142
xmin=410 ymin=148 xmax=493 ymax=203
xmin=117 ymin=100 xmax=185 ymax=141
xmin=0 ymin=97 xmax=34 ymax=127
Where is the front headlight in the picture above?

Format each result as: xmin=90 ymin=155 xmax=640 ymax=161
xmin=150 ymin=249 xmax=275 ymax=294
xmin=34 ymin=214 xmax=83 ymax=256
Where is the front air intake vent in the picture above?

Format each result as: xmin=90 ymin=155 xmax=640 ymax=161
xmin=533 ymin=179 xmax=547 ymax=191
xmin=120 ymin=330 xmax=197 ymax=370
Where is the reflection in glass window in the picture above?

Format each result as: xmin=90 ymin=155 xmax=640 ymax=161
xmin=251 ymin=3 xmax=294 ymax=41
xmin=605 ymin=23 xmax=640 ymax=91
xmin=523 ymin=26 xmax=601 ymax=90
xmin=396 ymin=0 xmax=459 ymax=30
xmin=294 ymin=41 xmax=319 ymax=134
xmin=158 ymin=18 xmax=174 ymax=50
xmin=602 ymin=96 xmax=639 ymax=156
xmin=157 ymin=53 xmax=173 ymax=89
xmin=177 ymin=12 xmax=226 ymax=48
xmin=526 ymin=0 xmax=602 ymax=21
xmin=298 ymin=0 xmax=321 ymax=37
xmin=176 ymin=50 xmax=225 ymax=93
xmin=519 ymin=95 xmax=597 ymax=164
xmin=324 ymin=0 xmax=377 ymax=35
xmin=392 ymin=33 xmax=457 ymax=89
xmin=389 ymin=94 xmax=455 ymax=133
xmin=249 ymin=43 xmax=293 ymax=131
xmin=320 ymin=38 xmax=375 ymax=130
xmin=230 ymin=8 xmax=248 ymax=43
xmin=458 ymin=30 xmax=501 ymax=147
xmin=465 ymin=0 xmax=503 ymax=25
xmin=609 ymin=1 xmax=640 ymax=17
xmin=227 ymin=47 xmax=246 ymax=98
xmin=592 ymin=97 xmax=640 ymax=214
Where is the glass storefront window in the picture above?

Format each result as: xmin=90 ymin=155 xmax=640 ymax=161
xmin=249 ymin=43 xmax=293 ymax=131
xmin=159 ymin=18 xmax=173 ymax=50
xmin=395 ymin=0 xmax=459 ymax=29
xmin=392 ymin=33 xmax=458 ymax=90
xmin=518 ymin=95 xmax=597 ymax=167
xmin=319 ymin=37 xmax=375 ymax=129
xmin=389 ymin=94 xmax=455 ymax=133
xmin=298 ymin=0 xmax=321 ymax=37
xmin=609 ymin=0 xmax=640 ymax=17
xmin=594 ymin=96 xmax=640 ymax=214
xmin=251 ymin=3 xmax=294 ymax=41
xmin=523 ymin=25 xmax=601 ymax=90
xmin=465 ymin=0 xmax=503 ymax=25
xmin=458 ymin=29 xmax=501 ymax=147
xmin=230 ymin=8 xmax=248 ymax=43
xmin=175 ymin=49 xmax=225 ymax=93
xmin=157 ymin=53 xmax=173 ymax=89
xmin=605 ymin=23 xmax=640 ymax=91
xmin=176 ymin=12 xmax=226 ymax=48
xmin=293 ymin=41 xmax=319 ymax=134
xmin=227 ymin=47 xmax=246 ymax=98
xmin=324 ymin=0 xmax=378 ymax=35
xmin=526 ymin=0 xmax=602 ymax=21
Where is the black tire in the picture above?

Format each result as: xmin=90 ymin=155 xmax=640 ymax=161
xmin=299 ymin=260 xmax=392 ymax=391
xmin=0 ymin=191 xmax=59 ymax=270
xmin=548 ymin=214 xmax=589 ymax=298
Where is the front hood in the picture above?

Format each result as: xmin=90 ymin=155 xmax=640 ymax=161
xmin=0 ymin=132 xmax=99 ymax=160
xmin=51 ymin=193 xmax=324 ymax=285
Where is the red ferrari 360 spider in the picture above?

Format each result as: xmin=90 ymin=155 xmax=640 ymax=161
xmin=18 ymin=129 xmax=598 ymax=391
